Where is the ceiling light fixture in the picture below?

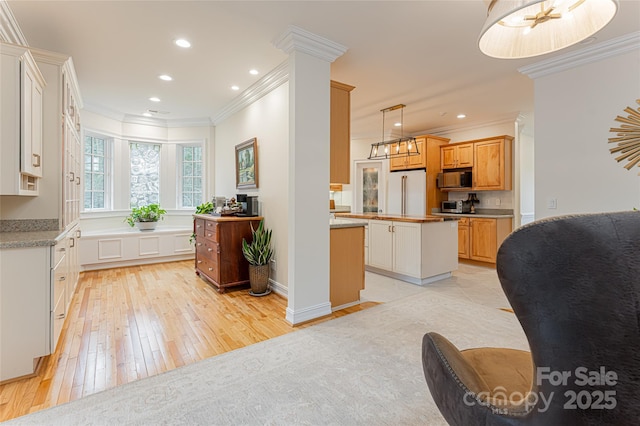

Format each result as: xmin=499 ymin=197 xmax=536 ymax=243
xmin=231 ymin=85 xmax=240 ymax=91
xmin=368 ymin=104 xmax=420 ymax=160
xmin=149 ymin=97 xmax=161 ymax=102
xmin=478 ymin=0 xmax=619 ymax=59
xmin=249 ymin=69 xmax=259 ymax=75
xmin=159 ymin=74 xmax=173 ymax=81
xmin=457 ymin=114 xmax=467 ymax=119
xmin=175 ymin=39 xmax=191 ymax=48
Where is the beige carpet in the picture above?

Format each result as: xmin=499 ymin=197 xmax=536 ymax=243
xmin=7 ymin=289 xmax=527 ymax=425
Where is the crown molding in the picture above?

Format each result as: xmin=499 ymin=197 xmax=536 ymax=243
xmin=213 ymin=60 xmax=289 ymax=125
xmin=0 ymin=1 xmax=27 ymax=46
xmin=519 ymin=31 xmax=640 ymax=79
xmin=416 ymin=112 xmax=521 ymax=137
xmin=273 ymin=25 xmax=347 ymax=63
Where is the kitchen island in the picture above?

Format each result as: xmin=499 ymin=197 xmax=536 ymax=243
xmin=335 ymin=213 xmax=458 ymax=285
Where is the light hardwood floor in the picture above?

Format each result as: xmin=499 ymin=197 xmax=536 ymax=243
xmin=0 ymin=260 xmax=377 ymax=422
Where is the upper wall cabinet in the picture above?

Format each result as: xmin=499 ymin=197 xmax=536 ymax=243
xmin=440 ymin=135 xmax=513 ymax=191
xmin=0 ymin=43 xmax=46 ymax=196
xmin=330 ymin=80 xmax=355 ymax=184
xmin=441 ymin=142 xmax=473 ymax=170
xmin=473 ymin=136 xmax=512 ymax=191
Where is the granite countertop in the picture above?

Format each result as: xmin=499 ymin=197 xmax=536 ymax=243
xmin=329 ymin=220 xmax=367 ymax=229
xmin=335 ymin=213 xmax=447 ymax=223
xmin=431 ymin=211 xmax=514 ymax=219
xmin=0 ymin=230 xmax=64 ymax=249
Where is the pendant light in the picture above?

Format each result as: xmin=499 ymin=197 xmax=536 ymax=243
xmin=478 ymin=0 xmax=619 ymax=59
xmin=368 ymin=104 xmax=420 ymax=160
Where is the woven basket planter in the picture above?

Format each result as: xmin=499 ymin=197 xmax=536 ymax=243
xmin=249 ymin=264 xmax=270 ymax=295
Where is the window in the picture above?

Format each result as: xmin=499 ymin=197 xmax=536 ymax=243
xmin=84 ymin=135 xmax=111 ymax=210
xmin=130 ymin=142 xmax=161 ymax=208
xmin=179 ymin=145 xmax=203 ymax=208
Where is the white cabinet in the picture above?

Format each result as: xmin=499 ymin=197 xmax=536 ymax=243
xmin=51 ymin=242 xmax=67 ymax=352
xmin=368 ymin=220 xmax=394 ymax=270
xmin=30 ymin=47 xmax=83 ymax=230
xmin=367 ymin=219 xmax=458 ymax=285
xmin=369 ymin=220 xmax=421 ymax=276
xmin=392 ymin=222 xmax=422 ymax=277
xmin=0 ymin=43 xmax=46 ymax=195
xmin=0 ymin=246 xmax=51 ymax=381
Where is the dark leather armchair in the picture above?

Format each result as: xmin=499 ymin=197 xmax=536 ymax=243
xmin=422 ymin=211 xmax=640 ymax=425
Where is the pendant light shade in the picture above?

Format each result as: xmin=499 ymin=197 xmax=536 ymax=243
xmin=478 ymin=0 xmax=619 ymax=59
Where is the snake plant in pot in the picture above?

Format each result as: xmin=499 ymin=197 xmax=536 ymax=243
xmin=241 ymin=220 xmax=273 ymax=295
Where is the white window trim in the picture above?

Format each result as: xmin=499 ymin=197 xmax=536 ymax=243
xmin=83 ymin=133 xmax=113 ymax=212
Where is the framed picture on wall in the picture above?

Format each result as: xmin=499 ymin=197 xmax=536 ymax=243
xmin=235 ymin=137 xmax=258 ymax=189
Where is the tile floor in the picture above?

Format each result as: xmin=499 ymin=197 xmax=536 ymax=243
xmin=361 ymin=261 xmax=511 ymax=310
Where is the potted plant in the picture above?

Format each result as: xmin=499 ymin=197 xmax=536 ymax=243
xmin=242 ymin=219 xmax=273 ymax=296
xmin=125 ymin=204 xmax=167 ymax=231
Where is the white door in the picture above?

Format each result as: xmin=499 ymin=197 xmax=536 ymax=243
xmin=368 ymin=220 xmax=393 ymax=270
xmin=392 ymin=221 xmax=421 ymax=276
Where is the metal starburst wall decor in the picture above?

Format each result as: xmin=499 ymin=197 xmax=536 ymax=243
xmin=609 ymin=99 xmax=640 ymax=175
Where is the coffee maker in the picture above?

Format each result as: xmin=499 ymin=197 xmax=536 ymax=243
xmin=236 ymin=194 xmax=259 ymax=217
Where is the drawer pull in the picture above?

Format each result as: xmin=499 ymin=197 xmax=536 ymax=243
xmin=207 ymin=248 xmax=213 ymax=252
xmin=59 ymin=276 xmax=66 ymax=281
xmin=56 ymin=313 xmax=65 ymax=320
xmin=208 ymin=267 xmax=213 ymax=271
xmin=197 ymin=242 xmax=202 ymax=246
xmin=207 ymin=233 xmax=212 ymax=237
xmin=197 ymin=260 xmax=202 ymax=264
xmin=196 ymin=225 xmax=201 ymax=228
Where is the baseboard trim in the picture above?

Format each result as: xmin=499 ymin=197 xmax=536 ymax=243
xmin=365 ymin=266 xmax=452 ymax=286
xmin=268 ymin=279 xmax=287 ymax=298
xmin=81 ymin=255 xmax=194 ymax=271
xmin=285 ymin=302 xmax=332 ymax=325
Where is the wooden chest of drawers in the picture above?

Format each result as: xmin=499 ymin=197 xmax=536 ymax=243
xmin=193 ymin=215 xmax=262 ymax=293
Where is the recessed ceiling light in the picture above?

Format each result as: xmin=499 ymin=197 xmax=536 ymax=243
xmin=231 ymin=85 xmax=240 ymax=91
xmin=175 ymin=39 xmax=191 ymax=48
xmin=149 ymin=97 xmax=161 ymax=102
xmin=143 ymin=112 xmax=152 ymax=117
xmin=249 ymin=69 xmax=259 ymax=75
xmin=394 ymin=122 xmax=402 ymax=127
xmin=457 ymin=114 xmax=467 ymax=119
xmin=159 ymin=74 xmax=173 ymax=81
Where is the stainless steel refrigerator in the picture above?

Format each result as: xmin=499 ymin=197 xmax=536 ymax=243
xmin=387 ymin=169 xmax=426 ymax=216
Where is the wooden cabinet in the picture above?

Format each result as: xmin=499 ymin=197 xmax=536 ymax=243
xmin=441 ymin=143 xmax=473 ymax=170
xmin=330 ymin=80 xmax=355 ymax=184
xmin=194 ymin=215 xmax=263 ymax=293
xmin=473 ymin=137 xmax=512 ymax=191
xmin=330 ymin=226 xmax=365 ymax=309
xmin=0 ymin=43 xmax=46 ymax=195
xmin=440 ymin=136 xmax=512 ymax=191
xmin=457 ymin=217 xmax=470 ymax=258
xmin=390 ymin=137 xmax=427 ymax=171
xmin=458 ymin=217 xmax=512 ymax=263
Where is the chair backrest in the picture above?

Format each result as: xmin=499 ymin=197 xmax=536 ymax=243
xmin=496 ymin=211 xmax=640 ymax=424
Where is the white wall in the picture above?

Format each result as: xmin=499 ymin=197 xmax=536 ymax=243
xmin=79 ymin=110 xmax=213 ymax=231
xmin=533 ymin=48 xmax=640 ymax=218
xmin=213 ymin=83 xmax=289 ymax=289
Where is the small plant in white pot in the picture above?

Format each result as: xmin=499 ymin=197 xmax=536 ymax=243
xmin=242 ymin=220 xmax=273 ymax=296
xmin=125 ymin=204 xmax=167 ymax=231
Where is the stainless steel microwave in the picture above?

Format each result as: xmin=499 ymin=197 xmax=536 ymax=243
xmin=437 ymin=171 xmax=472 ymax=189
